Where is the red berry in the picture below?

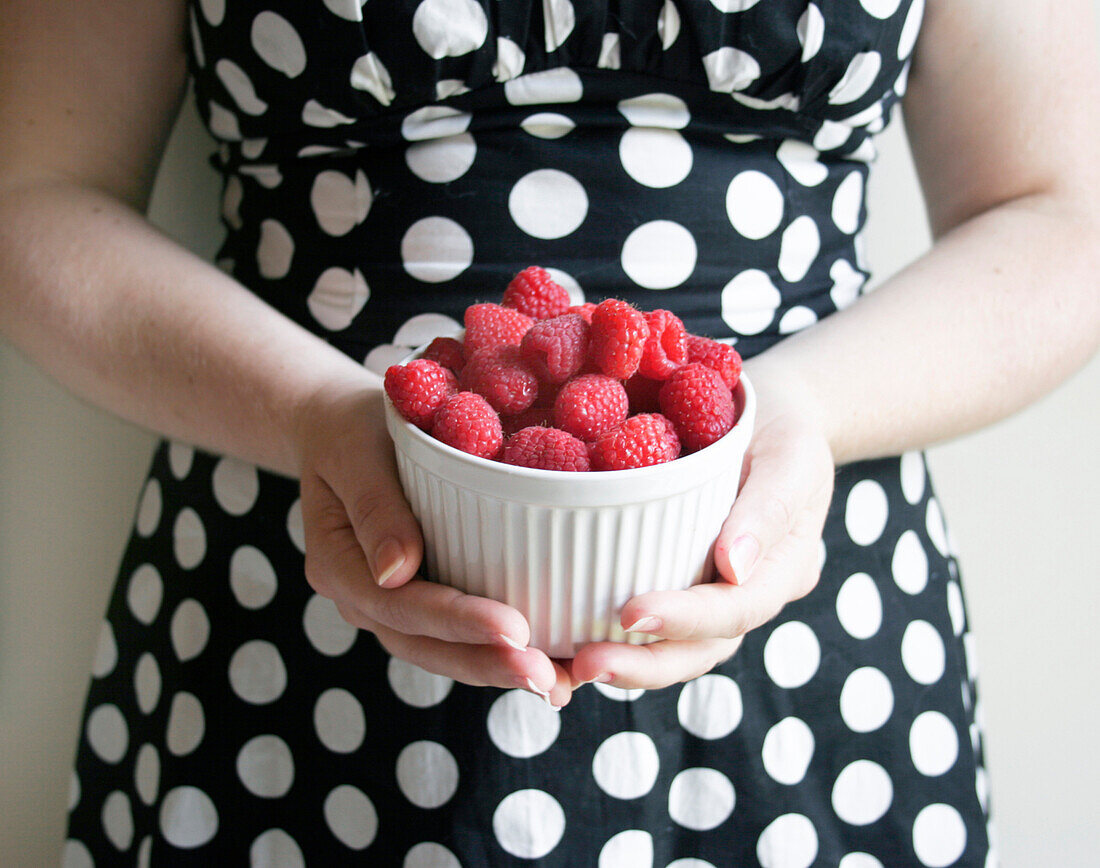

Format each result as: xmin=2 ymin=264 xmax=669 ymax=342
xmin=384 ymin=359 xmax=455 ymax=430
xmin=623 ymin=373 xmax=663 ymax=414
xmin=520 ymin=313 xmax=590 ymax=384
xmin=463 ymin=303 xmax=534 ymax=356
xmin=502 ymin=266 xmax=571 ymax=320
xmin=686 ymin=335 xmax=743 ymax=389
xmin=430 ymin=391 xmax=503 ymax=459
xmin=421 ymin=336 xmax=466 ymax=375
xmin=501 ymin=405 xmax=555 ymax=436
xmin=460 ymin=345 xmax=540 ymax=415
xmin=589 ymin=299 xmax=650 ymax=379
xmin=500 ymin=426 xmax=590 ymax=472
xmin=638 ymin=309 xmax=688 ymax=380
xmin=553 ymin=374 xmax=629 ymax=442
xmin=567 ymin=302 xmax=598 ymax=324
xmin=590 ymin=414 xmax=681 ymax=471
xmin=659 ymin=363 xmax=736 ymax=453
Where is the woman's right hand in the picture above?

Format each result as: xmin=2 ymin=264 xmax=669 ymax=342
xmin=294 ymin=382 xmax=574 ymax=707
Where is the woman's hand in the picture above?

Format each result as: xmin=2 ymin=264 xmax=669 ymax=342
xmin=295 ymin=382 xmax=575 ymax=706
xmin=566 ymin=363 xmax=834 ymax=690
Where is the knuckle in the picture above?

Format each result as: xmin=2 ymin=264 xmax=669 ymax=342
xmin=757 ymin=491 xmax=796 ymax=539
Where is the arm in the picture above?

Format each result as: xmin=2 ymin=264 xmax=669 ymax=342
xmin=0 ymin=1 xmax=570 ymax=703
xmin=569 ymin=0 xmax=1100 ymax=687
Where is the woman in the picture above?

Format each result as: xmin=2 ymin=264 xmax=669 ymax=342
xmin=1 ymin=0 xmax=1097 ymax=864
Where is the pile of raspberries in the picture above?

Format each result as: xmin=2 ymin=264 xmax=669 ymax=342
xmin=384 ymin=266 xmax=743 ymax=472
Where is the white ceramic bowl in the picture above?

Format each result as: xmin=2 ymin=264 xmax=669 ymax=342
xmin=383 ymin=365 xmax=756 ymax=658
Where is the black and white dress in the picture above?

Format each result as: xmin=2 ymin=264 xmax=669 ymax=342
xmin=65 ymin=0 xmax=995 ymax=865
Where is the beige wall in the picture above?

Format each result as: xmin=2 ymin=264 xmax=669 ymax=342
xmin=2 ymin=32 xmax=1099 ymax=868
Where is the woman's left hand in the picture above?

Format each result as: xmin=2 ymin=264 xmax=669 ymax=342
xmin=566 ymin=364 xmax=835 ymax=690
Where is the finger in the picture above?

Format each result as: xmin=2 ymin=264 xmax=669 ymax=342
xmin=569 ymin=636 xmax=742 ymax=690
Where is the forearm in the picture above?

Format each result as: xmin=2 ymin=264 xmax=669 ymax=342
xmin=748 ymin=192 xmax=1100 ymax=465
xmin=0 ymin=179 xmax=378 ymax=477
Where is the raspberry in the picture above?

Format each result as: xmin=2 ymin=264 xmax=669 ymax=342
xmin=659 ymin=363 xmax=736 ymax=453
xmin=384 ymin=359 xmax=456 ymax=430
xmin=686 ymin=335 xmax=743 ymax=389
xmin=421 ymin=336 xmax=466 ymax=375
xmin=638 ymin=309 xmax=688 ymax=380
xmin=463 ymin=303 xmax=534 ymax=356
xmin=519 ymin=313 xmax=590 ymax=384
xmin=500 ymin=427 xmax=590 ymax=472
xmin=589 ymin=299 xmax=650 ymax=379
xmin=501 ymin=405 xmax=555 ymax=436
xmin=553 ymin=374 xmax=629 ymax=442
xmin=502 ymin=266 xmax=571 ymax=320
xmin=430 ymin=391 xmax=503 ymax=459
xmin=590 ymin=413 xmax=681 ymax=471
xmin=567 ymin=302 xmax=598 ymax=324
xmin=623 ymin=373 xmax=663 ymax=414
xmin=460 ymin=345 xmax=540 ymax=415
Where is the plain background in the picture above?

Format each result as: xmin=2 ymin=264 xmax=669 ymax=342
xmin=1 ymin=14 xmax=1098 ymax=866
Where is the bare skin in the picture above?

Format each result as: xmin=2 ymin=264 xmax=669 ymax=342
xmin=2 ymin=0 xmax=1098 ymax=707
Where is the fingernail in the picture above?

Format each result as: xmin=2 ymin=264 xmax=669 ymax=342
xmin=373 ymin=537 xmax=405 ymax=587
xmin=496 ymin=633 xmax=527 ymax=651
xmin=623 ymin=616 xmax=662 ymax=634
xmin=584 ymin=672 xmax=614 ymax=685
xmin=727 ymin=534 xmax=760 ymax=584
xmin=524 ymin=677 xmax=552 ymax=704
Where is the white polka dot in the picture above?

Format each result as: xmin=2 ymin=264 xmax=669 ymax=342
xmin=667 ymin=861 xmax=718 ymax=868
xmin=324 ymin=785 xmax=378 ymax=850
xmin=521 ymin=112 xmax=575 ymax=138
xmin=257 ymin=219 xmax=294 ymax=279
xmin=836 ymin=572 xmax=882 ymax=639
xmin=350 ymin=52 xmax=395 ymax=106
xmin=62 ymin=840 xmax=94 ymax=868
xmin=228 ymin=545 xmax=277 ymax=610
xmin=492 ymin=36 xmax=526 ymax=81
xmin=215 ymin=59 xmax=267 ymax=114
xmin=251 ymin=12 xmax=306 ymax=78
xmin=387 ymin=657 xmax=455 ymax=707
xmin=947 ymin=581 xmax=966 ymax=637
xmin=198 ymin=0 xmax=224 ymax=26
xmin=860 ymin=0 xmax=901 ymax=18
xmin=902 ymin=620 xmax=946 ymax=685
xmin=732 ymin=90 xmax=801 ymax=111
xmin=402 ymin=106 xmax=472 ymax=143
xmin=762 ymin=717 xmax=815 ymax=785
xmin=229 ymin=640 xmax=287 ymax=705
xmin=127 ymin=564 xmax=163 ymax=626
xmin=668 ymin=768 xmax=735 ymax=831
xmin=659 ymin=0 xmax=680 ymax=49
xmin=709 ymin=0 xmax=761 ymax=10
xmin=617 ymin=93 xmax=690 ymax=129
xmin=778 ymin=305 xmax=818 ymax=334
xmin=307 ymin=266 xmax=371 ymax=331
xmin=797 ymin=4 xmax=825 ymax=61
xmin=892 ymin=530 xmax=929 ymax=594
xmin=898 ymin=0 xmax=925 ymax=60
xmin=829 ymin=52 xmax=882 ymax=105
xmin=210 ymin=456 xmax=259 ymax=516
xmin=721 ymin=270 xmax=781 ymax=335
xmin=845 ymin=479 xmax=888 ymax=546
xmin=505 ymin=67 xmax=584 ymax=105
xmin=102 ymin=790 xmax=134 ymax=851
xmin=839 ymin=855 xmax=884 ymax=868
xmin=830 ymin=258 xmax=864 ymax=310
xmin=598 ymin=32 xmax=621 ymax=69
xmin=677 ymin=674 xmax=743 ymax=740
xmin=543 ymin=0 xmax=575 ymax=52
xmin=170 ymin=599 xmax=210 ymax=662
xmin=251 ymin=829 xmax=305 ymax=868
xmin=91 ymin=620 xmax=118 ymax=678
xmin=764 ymin=621 xmax=821 ymax=689
xmin=207 ymin=101 xmax=241 ymax=141
xmin=757 ymin=813 xmax=818 ymax=868
xmin=599 ymin=829 xmax=653 ymax=867
xmin=314 ymin=170 xmax=371 ymax=236
xmin=778 ymin=216 xmax=820 ymax=283
xmin=619 ymin=128 xmax=693 ymax=188
xmin=777 ymin=140 xmax=827 ymax=187
xmin=69 ymin=770 xmax=81 ymax=811
xmin=166 ymin=692 xmax=206 ymax=755
xmin=913 ymin=803 xmax=967 ymax=867
xmin=323 ymin=0 xmax=367 ymax=21
xmin=976 ymin=766 xmax=990 ymax=815
xmin=404 ymin=842 xmax=462 ymax=868
xmin=592 ymin=682 xmax=647 ymax=702
xmin=237 ymin=734 xmax=295 ymax=798
xmin=314 ymin=688 xmax=367 ymax=754
xmin=302 ymin=99 xmax=356 ymax=128
xmin=840 ymin=667 xmax=894 ymax=732
xmin=160 ymin=786 xmax=219 ymax=849
xmin=134 ymin=652 xmax=161 ymax=715
xmin=545 ymin=268 xmax=585 ymax=305
xmin=832 ymin=760 xmax=893 ymax=825
xmin=167 ymin=442 xmax=194 ymax=479
xmin=925 ymin=498 xmax=949 ymax=556
xmin=493 ymin=789 xmax=566 ymax=858
xmin=435 ymin=79 xmax=469 ymax=100
xmin=487 ymin=689 xmax=561 ymax=758
xmin=412 ymin=0 xmax=488 ymax=59
xmin=832 ymin=173 xmax=865 ymax=237
xmin=87 ymin=703 xmax=128 ymax=764
xmin=396 ymin=741 xmax=460 ymax=809
xmin=136 ymin=478 xmax=162 ymax=537
xmin=910 ymin=711 xmax=959 ymax=777
xmin=701 ymin=47 xmax=760 ymax=93
xmin=621 ymin=220 xmax=697 ymax=289
xmin=727 ymin=171 xmax=784 ymax=239
xmin=899 ymin=452 xmax=926 ymax=504
xmin=406 ymin=132 xmax=477 ymax=183
xmin=592 ymin=732 xmax=660 ymax=799
xmin=401 ymin=216 xmax=474 ymax=283
xmin=172 ymin=508 xmax=206 ymax=569
xmin=135 ymin=743 xmax=160 ymax=806
xmin=303 ymin=593 xmax=358 ymax=656
xmin=285 ymin=497 xmax=305 ymax=553
xmin=509 ymin=169 xmax=588 ymax=239
xmin=393 ymin=312 xmax=464 ymax=347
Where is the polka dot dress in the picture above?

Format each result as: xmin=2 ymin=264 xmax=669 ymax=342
xmin=65 ymin=0 xmax=995 ymax=865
